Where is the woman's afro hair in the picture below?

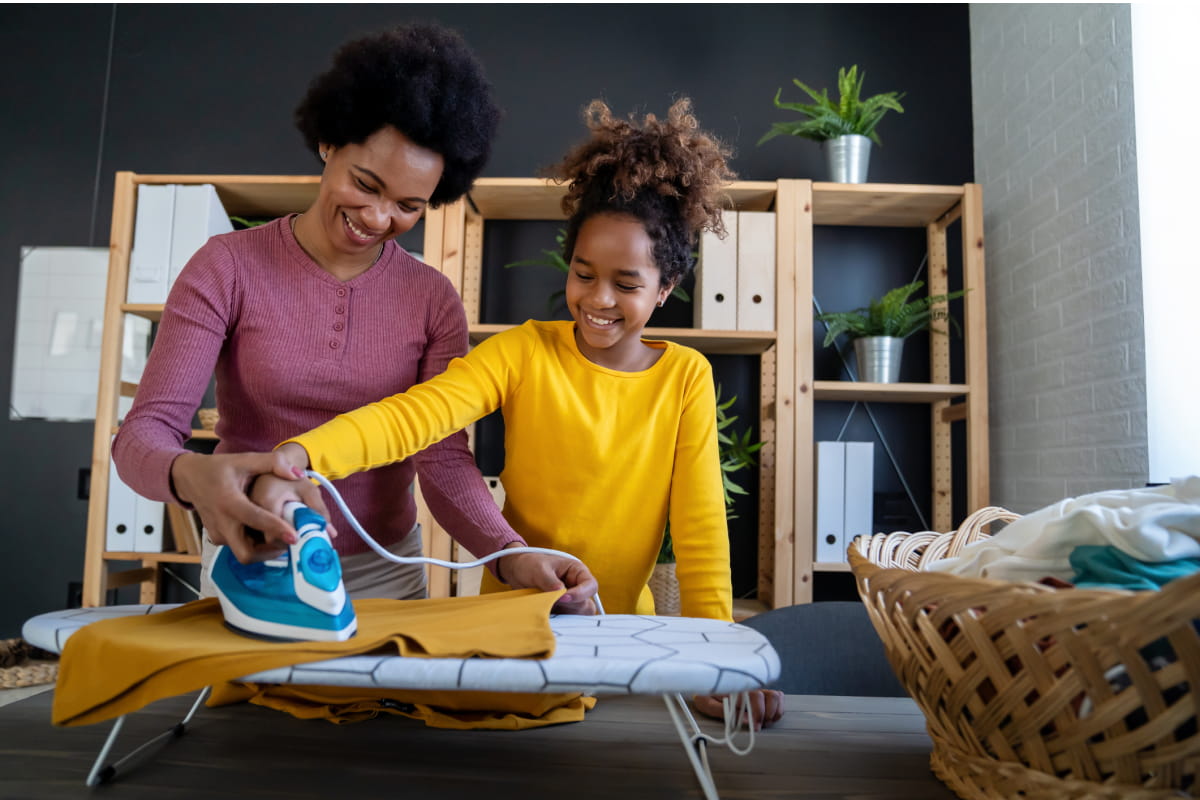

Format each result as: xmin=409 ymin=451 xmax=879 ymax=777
xmin=294 ymin=22 xmax=501 ymax=207
xmin=548 ymin=98 xmax=735 ymax=290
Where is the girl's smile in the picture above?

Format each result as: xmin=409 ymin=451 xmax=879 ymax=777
xmin=566 ymin=213 xmax=672 ymax=372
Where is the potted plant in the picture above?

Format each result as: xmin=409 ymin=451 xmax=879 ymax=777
xmin=650 ymin=386 xmax=762 ymax=615
xmin=757 ymin=65 xmax=904 ymax=183
xmin=815 ymin=281 xmax=966 ymax=383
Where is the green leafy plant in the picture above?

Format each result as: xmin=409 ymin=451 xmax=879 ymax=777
xmin=757 ymin=65 xmax=905 ymax=147
xmin=658 ymin=385 xmax=763 ymax=563
xmin=504 ymin=228 xmax=691 ymax=316
xmin=814 ymin=281 xmax=967 ymax=348
xmin=229 ymin=215 xmax=271 ymax=229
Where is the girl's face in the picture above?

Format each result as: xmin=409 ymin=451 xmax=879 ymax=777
xmin=312 ymin=125 xmax=443 ymax=268
xmin=565 ymin=213 xmax=672 ymax=371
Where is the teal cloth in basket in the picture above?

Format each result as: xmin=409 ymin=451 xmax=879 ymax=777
xmin=1069 ymin=544 xmax=1200 ymax=591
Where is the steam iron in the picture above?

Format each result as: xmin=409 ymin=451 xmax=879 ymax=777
xmin=207 ymin=501 xmax=358 ymax=642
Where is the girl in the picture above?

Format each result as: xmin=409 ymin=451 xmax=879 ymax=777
xmin=257 ymin=98 xmax=783 ymax=727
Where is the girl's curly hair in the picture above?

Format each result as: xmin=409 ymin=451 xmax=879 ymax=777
xmin=548 ymin=98 xmax=736 ymax=290
xmin=294 ymin=22 xmax=501 ymax=208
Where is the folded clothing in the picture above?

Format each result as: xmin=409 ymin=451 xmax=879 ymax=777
xmin=53 ymin=589 xmax=563 ymax=728
xmin=927 ymin=476 xmax=1200 ymax=582
xmin=209 ymin=683 xmax=595 ymax=730
xmin=1070 ymin=544 xmax=1200 ymax=591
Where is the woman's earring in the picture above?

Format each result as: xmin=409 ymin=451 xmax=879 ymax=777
xmin=320 ymin=151 xmax=327 ymax=160
xmin=657 ymin=299 xmax=665 ymax=308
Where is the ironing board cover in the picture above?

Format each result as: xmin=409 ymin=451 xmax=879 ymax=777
xmin=24 ymin=605 xmax=780 ymax=696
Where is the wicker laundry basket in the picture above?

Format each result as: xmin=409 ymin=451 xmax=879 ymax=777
xmin=649 ymin=562 xmax=682 ymax=616
xmin=849 ymin=506 xmax=1200 ymax=799
xmin=197 ymin=408 xmax=219 ymax=431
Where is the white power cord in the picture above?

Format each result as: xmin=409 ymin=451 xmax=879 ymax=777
xmin=305 ymin=470 xmax=605 ymax=615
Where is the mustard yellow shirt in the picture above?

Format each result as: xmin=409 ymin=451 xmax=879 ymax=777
xmin=287 ymin=320 xmax=732 ymax=620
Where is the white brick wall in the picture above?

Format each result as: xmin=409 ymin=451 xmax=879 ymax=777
xmin=969 ymin=4 xmax=1147 ymax=512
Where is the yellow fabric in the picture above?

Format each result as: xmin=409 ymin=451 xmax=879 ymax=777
xmin=53 ymin=589 xmax=562 ymax=727
xmin=209 ymin=683 xmax=596 ymax=730
xmin=287 ymin=320 xmax=732 ymax=620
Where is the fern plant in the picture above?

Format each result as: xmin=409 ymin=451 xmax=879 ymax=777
xmin=658 ymin=385 xmax=763 ymax=563
xmin=758 ymin=65 xmax=905 ymax=147
xmin=504 ymin=228 xmax=690 ymax=316
xmin=815 ymin=281 xmax=966 ymax=348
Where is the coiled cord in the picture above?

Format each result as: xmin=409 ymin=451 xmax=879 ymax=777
xmin=306 ymin=470 xmax=605 ymax=614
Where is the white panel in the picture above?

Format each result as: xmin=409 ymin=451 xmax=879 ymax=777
xmin=126 ymin=184 xmax=176 ymax=304
xmin=9 ymin=247 xmax=109 ymax=421
xmin=735 ymin=211 xmax=775 ymax=331
xmin=814 ymin=441 xmax=845 ymax=563
xmin=842 ymin=441 xmax=875 ymax=559
xmin=106 ymin=443 xmax=136 ymax=552
xmin=1132 ymin=5 xmax=1200 ymax=483
xmin=169 ymin=184 xmax=233 ymax=290
xmin=133 ymin=495 xmax=165 ymax=553
xmin=694 ymin=210 xmax=738 ymax=330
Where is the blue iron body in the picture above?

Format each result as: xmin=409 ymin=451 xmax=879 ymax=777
xmin=208 ymin=502 xmax=357 ymax=642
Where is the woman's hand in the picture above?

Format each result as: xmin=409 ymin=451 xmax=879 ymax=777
xmin=170 ymin=446 xmax=327 ymax=564
xmin=692 ymin=689 xmax=784 ymax=731
xmin=495 ymin=544 xmax=601 ymax=615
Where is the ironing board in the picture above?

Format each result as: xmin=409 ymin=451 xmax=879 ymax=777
xmin=24 ymin=605 xmax=780 ymax=798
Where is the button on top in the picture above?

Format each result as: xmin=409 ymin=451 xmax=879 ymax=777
xmin=335 ymin=288 xmax=347 ymax=298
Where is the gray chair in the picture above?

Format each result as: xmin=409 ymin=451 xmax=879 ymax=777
xmin=740 ymin=600 xmax=907 ymax=696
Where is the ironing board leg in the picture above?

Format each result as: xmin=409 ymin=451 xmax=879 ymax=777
xmin=662 ymin=693 xmax=721 ymax=800
xmin=85 ymin=687 xmax=211 ymax=787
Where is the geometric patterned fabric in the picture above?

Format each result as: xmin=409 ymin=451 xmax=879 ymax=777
xmin=24 ymin=605 xmax=780 ymax=696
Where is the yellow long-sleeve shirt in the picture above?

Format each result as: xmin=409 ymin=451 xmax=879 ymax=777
xmin=286 ymin=320 xmax=732 ymax=620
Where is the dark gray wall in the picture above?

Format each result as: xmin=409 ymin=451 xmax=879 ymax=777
xmin=0 ymin=3 xmax=972 ymax=635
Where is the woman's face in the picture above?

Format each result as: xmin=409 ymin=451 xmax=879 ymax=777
xmin=565 ymin=213 xmax=672 ymax=371
xmin=314 ymin=125 xmax=444 ymax=260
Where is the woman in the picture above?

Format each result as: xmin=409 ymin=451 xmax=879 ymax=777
xmin=112 ymin=22 xmax=595 ymax=611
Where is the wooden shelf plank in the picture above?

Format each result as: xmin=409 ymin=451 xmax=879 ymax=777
xmin=732 ymin=597 xmax=769 ymax=621
xmin=103 ymin=551 xmax=201 ymax=564
xmin=111 ymin=426 xmax=217 ymax=440
xmin=130 ymin=174 xmax=320 ymax=219
xmin=814 ymin=380 xmax=969 ymax=403
xmin=941 ymin=402 xmax=968 ymax=423
xmin=813 ymin=562 xmax=853 ymax=573
xmin=468 ymin=324 xmax=776 ymax=355
xmin=466 ymin=178 xmax=779 ymax=219
xmin=123 ymin=303 xmax=163 ymax=322
xmin=812 ymin=183 xmax=965 ymax=227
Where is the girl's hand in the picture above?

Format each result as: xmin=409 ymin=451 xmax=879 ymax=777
xmin=247 ymin=473 xmax=338 ymax=539
xmin=692 ymin=689 xmax=784 ymax=731
xmin=496 ymin=545 xmax=601 ymax=615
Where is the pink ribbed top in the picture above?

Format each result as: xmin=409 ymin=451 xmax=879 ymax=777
xmin=111 ymin=215 xmax=521 ymax=557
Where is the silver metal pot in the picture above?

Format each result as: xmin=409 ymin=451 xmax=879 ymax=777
xmin=823 ymin=134 xmax=872 ymax=183
xmin=853 ymin=336 xmax=903 ymax=383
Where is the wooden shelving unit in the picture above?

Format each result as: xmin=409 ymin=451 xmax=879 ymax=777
xmin=82 ymin=173 xmax=320 ymax=607
xmin=796 ymin=182 xmax=989 ymax=602
xmin=82 ymin=174 xmax=988 ymax=611
xmin=425 ymin=178 xmax=989 ymax=608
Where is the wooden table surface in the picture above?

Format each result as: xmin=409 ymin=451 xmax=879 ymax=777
xmin=0 ymin=691 xmax=958 ymax=799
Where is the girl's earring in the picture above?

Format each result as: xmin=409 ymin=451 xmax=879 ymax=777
xmin=657 ymin=300 xmax=665 ymax=308
xmin=320 ymin=151 xmax=327 ymax=160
